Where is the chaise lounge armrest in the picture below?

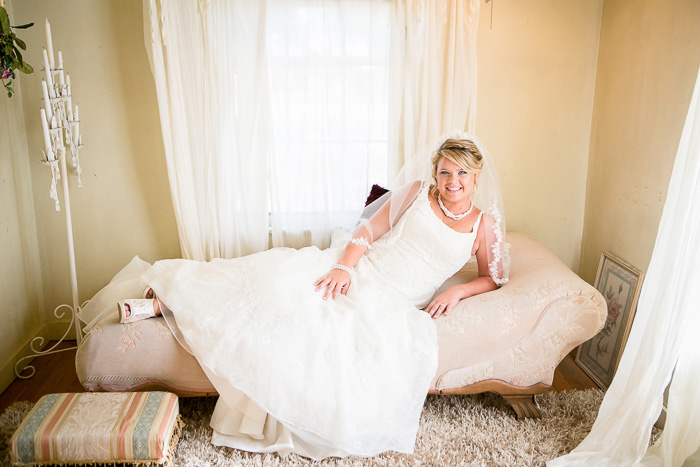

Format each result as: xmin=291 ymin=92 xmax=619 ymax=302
xmin=428 ymin=232 xmax=607 ymax=416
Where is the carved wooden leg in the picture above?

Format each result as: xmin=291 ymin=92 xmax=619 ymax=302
xmin=502 ymin=394 xmax=541 ymax=419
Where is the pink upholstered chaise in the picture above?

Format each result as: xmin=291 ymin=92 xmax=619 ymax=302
xmin=76 ymin=232 xmax=606 ymax=418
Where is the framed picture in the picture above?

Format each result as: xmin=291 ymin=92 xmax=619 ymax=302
xmin=576 ymin=252 xmax=645 ymax=389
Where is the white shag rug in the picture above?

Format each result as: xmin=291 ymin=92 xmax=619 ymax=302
xmin=1 ymin=390 xmax=608 ymax=466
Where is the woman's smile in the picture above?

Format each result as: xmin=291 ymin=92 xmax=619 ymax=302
xmin=436 ymin=158 xmax=475 ymax=207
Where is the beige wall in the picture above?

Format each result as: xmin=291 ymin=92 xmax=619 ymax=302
xmin=476 ymin=0 xmax=604 ymax=271
xmin=578 ymin=0 xmax=700 ymax=283
xmin=0 ymin=2 xmax=46 ymax=392
xmin=9 ymin=0 xmax=181 ymax=331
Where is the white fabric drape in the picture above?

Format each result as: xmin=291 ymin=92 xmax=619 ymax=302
xmin=144 ymin=0 xmax=481 ymax=255
xmin=266 ymin=0 xmax=391 ymax=249
xmin=144 ymin=0 xmax=272 ymax=260
xmin=548 ymin=66 xmax=700 ymax=466
xmin=389 ymin=0 xmax=480 ymax=181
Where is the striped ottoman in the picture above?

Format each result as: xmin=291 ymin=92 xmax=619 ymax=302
xmin=9 ymin=392 xmax=182 ymax=466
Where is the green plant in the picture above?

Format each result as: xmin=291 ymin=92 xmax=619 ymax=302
xmin=1 ymin=6 xmax=33 ymax=98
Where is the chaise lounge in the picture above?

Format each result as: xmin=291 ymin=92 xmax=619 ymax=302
xmin=75 ymin=232 xmax=606 ymax=419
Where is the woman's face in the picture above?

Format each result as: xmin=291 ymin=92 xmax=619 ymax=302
xmin=436 ymin=157 xmax=477 ymax=205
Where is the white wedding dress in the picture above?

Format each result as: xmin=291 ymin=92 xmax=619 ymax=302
xmin=142 ymin=186 xmax=483 ymax=459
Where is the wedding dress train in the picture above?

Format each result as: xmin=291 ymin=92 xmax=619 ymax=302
xmin=139 ymin=186 xmax=482 ymax=459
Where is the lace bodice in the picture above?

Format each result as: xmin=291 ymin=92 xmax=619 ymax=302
xmin=355 ymin=186 xmax=482 ymax=307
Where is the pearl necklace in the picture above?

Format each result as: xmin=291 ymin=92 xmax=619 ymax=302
xmin=437 ymin=194 xmax=473 ymax=221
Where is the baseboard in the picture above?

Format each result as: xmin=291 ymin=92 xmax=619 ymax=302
xmin=0 ymin=323 xmax=50 ymax=395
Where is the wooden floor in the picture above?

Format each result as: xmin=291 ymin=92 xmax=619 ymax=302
xmin=0 ymin=341 xmax=599 ymax=416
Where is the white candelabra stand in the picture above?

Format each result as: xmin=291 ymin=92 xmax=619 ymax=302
xmin=15 ymin=19 xmax=86 ymax=379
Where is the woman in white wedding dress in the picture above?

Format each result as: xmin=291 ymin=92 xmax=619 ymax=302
xmin=111 ymin=133 xmax=509 ymax=460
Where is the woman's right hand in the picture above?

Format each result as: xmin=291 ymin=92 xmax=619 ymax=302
xmin=314 ymin=268 xmax=351 ymax=300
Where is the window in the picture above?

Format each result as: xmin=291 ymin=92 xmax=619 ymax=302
xmin=267 ymin=0 xmax=391 ymax=234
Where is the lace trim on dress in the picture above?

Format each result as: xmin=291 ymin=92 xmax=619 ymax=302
xmin=350 ymin=237 xmax=372 ymax=249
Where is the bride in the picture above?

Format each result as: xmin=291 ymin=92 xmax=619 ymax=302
xmin=106 ymin=132 xmax=508 ymax=460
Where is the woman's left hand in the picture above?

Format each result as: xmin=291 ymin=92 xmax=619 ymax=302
xmin=425 ymin=286 xmax=464 ymax=319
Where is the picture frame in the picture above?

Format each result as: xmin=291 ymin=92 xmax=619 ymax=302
xmin=575 ymin=251 xmax=645 ymax=389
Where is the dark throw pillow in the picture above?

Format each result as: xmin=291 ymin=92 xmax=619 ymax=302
xmin=365 ymin=184 xmax=389 ymax=207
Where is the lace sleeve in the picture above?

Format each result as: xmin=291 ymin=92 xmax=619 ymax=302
xmin=477 ymin=212 xmax=509 ymax=286
xmin=353 ymin=180 xmax=424 ymax=243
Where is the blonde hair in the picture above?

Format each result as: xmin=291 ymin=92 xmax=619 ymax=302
xmin=429 ymin=139 xmax=484 ymax=198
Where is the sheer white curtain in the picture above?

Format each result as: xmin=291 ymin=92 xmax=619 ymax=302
xmin=389 ymin=0 xmax=480 ymax=181
xmin=144 ymin=0 xmax=481 ymax=255
xmin=267 ymin=0 xmax=391 ymax=249
xmin=549 ymin=66 xmax=700 ymax=466
xmin=144 ymin=0 xmax=272 ymax=260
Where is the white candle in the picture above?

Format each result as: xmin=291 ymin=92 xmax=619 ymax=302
xmin=42 ymin=49 xmax=53 ymax=90
xmin=40 ymin=109 xmax=53 ymax=159
xmin=45 ymin=19 xmax=55 ymax=68
xmin=74 ymin=105 xmax=80 ymax=143
xmin=57 ymin=51 xmax=65 ymax=88
xmin=66 ymin=75 xmax=74 ymax=121
xmin=41 ymin=80 xmax=53 ymax=121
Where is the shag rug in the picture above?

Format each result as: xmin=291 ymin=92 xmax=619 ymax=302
xmin=0 ymin=390 xmax=606 ymax=466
